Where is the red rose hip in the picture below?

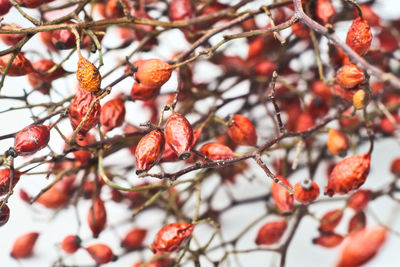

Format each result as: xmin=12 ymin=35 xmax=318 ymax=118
xmin=164 ymin=112 xmax=194 ymax=160
xmin=14 ymin=124 xmax=50 ymax=156
xmin=150 ymin=222 xmax=195 ymax=253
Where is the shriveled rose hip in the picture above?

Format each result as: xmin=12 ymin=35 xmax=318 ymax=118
xmin=295 ymin=112 xmax=315 ymax=132
xmin=315 ymin=0 xmax=336 ymax=24
xmin=86 ymin=243 xmax=116 ymax=265
xmin=164 ymin=112 xmax=194 ymax=160
xmin=336 ymin=63 xmax=364 ymax=89
xmin=0 ymin=168 xmax=22 ymax=196
xmin=135 ymin=59 xmax=172 ymax=88
xmin=14 ymin=125 xmax=50 ymax=156
xmin=0 ymin=204 xmax=10 ymax=227
xmin=150 ymin=222 xmax=195 ymax=253
xmin=226 ymin=114 xmax=257 ymax=146
xmin=10 ymin=232 xmax=39 ymax=258
xmin=0 ymin=52 xmax=33 ymax=76
xmin=61 ymin=235 xmax=81 ymax=254
xmin=198 ymin=142 xmax=234 ymax=161
xmin=346 ymin=17 xmax=372 ymax=56
xmin=272 ymin=176 xmax=294 ymax=215
xmin=255 ymin=220 xmax=287 ymax=245
xmin=311 ymin=80 xmax=333 ymax=102
xmin=313 ymin=232 xmax=343 ymax=248
xmin=121 ymin=228 xmax=147 ymax=250
xmin=325 ymin=153 xmax=371 ymax=196
xmin=133 ymin=254 xmax=174 ymax=267
xmin=337 ymin=227 xmax=387 ymax=267
xmin=105 ymin=0 xmax=129 ymax=18
xmin=88 ymin=197 xmax=107 ymax=238
xmin=347 ymin=189 xmax=371 ymax=212
xmin=135 ymin=129 xmax=165 ymax=174
xmin=327 ymin=128 xmax=349 ymax=156
xmin=100 ymin=96 xmax=126 ymax=132
xmin=293 ymin=179 xmax=320 ymax=205
xmin=319 ymin=209 xmax=343 ymax=233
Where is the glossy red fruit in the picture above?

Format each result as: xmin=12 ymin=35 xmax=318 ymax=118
xmin=0 ymin=204 xmax=10 ymax=227
xmin=130 ymin=81 xmax=160 ymax=101
xmin=14 ymin=125 xmax=50 ymax=156
xmin=348 ymin=211 xmax=366 ymax=234
xmin=336 ymin=64 xmax=364 ymax=89
xmin=313 ymin=232 xmax=343 ymax=248
xmin=88 ymin=197 xmax=107 ymax=238
xmin=100 ymin=96 xmax=126 ymax=132
xmin=0 ymin=168 xmax=22 ymax=196
xmin=255 ymin=220 xmax=287 ymax=245
xmin=347 ymin=189 xmax=371 ymax=212
xmin=0 ymin=0 xmax=11 ymax=16
xmin=150 ymin=222 xmax=194 ymax=253
xmin=198 ymin=142 xmax=234 ymax=161
xmin=390 ymin=157 xmax=400 ymax=175
xmin=51 ymin=23 xmax=77 ymax=50
xmin=293 ymin=179 xmax=320 ymax=204
xmin=69 ymin=88 xmax=101 ymax=136
xmin=164 ymin=113 xmax=193 ymax=160
xmin=135 ymin=129 xmax=165 ymax=174
xmin=325 ymin=153 xmax=371 ymax=196
xmin=226 ymin=114 xmax=257 ymax=146
xmin=10 ymin=232 xmax=39 ymax=258
xmin=315 ymin=0 xmax=336 ymax=24
xmin=319 ymin=209 xmax=343 ymax=233
xmin=346 ymin=17 xmax=372 ymax=56
xmin=337 ymin=227 xmax=387 ymax=267
xmin=0 ymin=24 xmax=25 ymax=46
xmin=327 ymin=128 xmax=349 ymax=156
xmin=86 ymin=243 xmax=115 ymax=265
xmin=272 ymin=176 xmax=294 ymax=215
xmin=169 ymin=0 xmax=194 ymax=21
xmin=61 ymin=235 xmax=81 ymax=254
xmin=0 ymin=52 xmax=33 ymax=76
xmin=27 ymin=59 xmax=66 ymax=94
xmin=135 ymin=59 xmax=172 ymax=88
xmin=121 ymin=228 xmax=147 ymax=250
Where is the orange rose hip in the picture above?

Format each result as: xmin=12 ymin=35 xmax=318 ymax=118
xmin=227 ymin=114 xmax=257 ymax=146
xmin=135 ymin=129 xmax=165 ymax=174
xmin=164 ymin=112 xmax=194 ymax=160
xmin=77 ymin=56 xmax=101 ymax=93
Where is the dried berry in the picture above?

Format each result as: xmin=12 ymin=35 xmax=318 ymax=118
xmin=14 ymin=125 xmax=50 ymax=156
xmin=51 ymin=23 xmax=77 ymax=50
xmin=353 ymin=89 xmax=370 ymax=110
xmin=164 ymin=113 xmax=194 ymax=159
xmin=272 ymin=176 xmax=294 ymax=215
xmin=88 ymin=197 xmax=107 ymax=238
xmin=255 ymin=220 xmax=287 ymax=245
xmin=105 ymin=0 xmax=129 ymax=18
xmin=135 ymin=59 xmax=172 ymax=88
xmin=0 ymin=52 xmax=33 ymax=76
xmin=337 ymin=227 xmax=387 ymax=267
xmin=336 ymin=64 xmax=364 ymax=89
xmin=133 ymin=254 xmax=175 ymax=267
xmin=291 ymin=22 xmax=309 ymax=38
xmin=69 ymin=88 xmax=101 ymax=136
xmin=150 ymin=222 xmax=195 ymax=253
xmin=325 ymin=153 xmax=371 ymax=196
xmin=293 ymin=179 xmax=320 ymax=205
xmin=61 ymin=235 xmax=81 ymax=254
xmin=100 ymin=96 xmax=126 ymax=132
xmin=0 ymin=204 xmax=10 ymax=227
xmin=315 ymin=0 xmax=336 ymax=24
xmin=348 ymin=211 xmax=366 ymax=234
xmin=10 ymin=232 xmax=39 ymax=258
xmin=86 ymin=243 xmax=115 ymax=265
xmin=313 ymin=232 xmax=343 ymax=248
xmin=319 ymin=209 xmax=343 ymax=233
xmin=227 ymin=114 xmax=257 ymax=146
xmin=346 ymin=17 xmax=372 ymax=56
xmin=135 ymin=129 xmax=165 ymax=174
xmin=198 ymin=142 xmax=234 ymax=161
xmin=27 ymin=59 xmax=66 ymax=94
xmin=0 ymin=168 xmax=22 ymax=196
xmin=333 ymin=83 xmax=357 ymax=103
xmin=0 ymin=24 xmax=25 ymax=46
xmin=247 ymin=37 xmax=264 ymax=59
xmin=77 ymin=56 xmax=101 ymax=94
xmin=121 ymin=228 xmax=147 ymax=250
xmin=254 ymin=59 xmax=276 ymax=76
xmin=327 ymin=129 xmax=349 ymax=156
xmin=16 ymin=0 xmax=52 ymax=8
xmin=347 ymin=189 xmax=371 ymax=211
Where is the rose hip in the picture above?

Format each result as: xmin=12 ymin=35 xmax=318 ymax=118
xmin=164 ymin=112 xmax=194 ymax=160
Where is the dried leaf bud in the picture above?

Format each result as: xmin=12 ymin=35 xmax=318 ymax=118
xmin=164 ymin=113 xmax=194 ymax=160
xmin=255 ymin=220 xmax=287 ymax=245
xmin=0 ymin=204 xmax=10 ymax=227
xmin=135 ymin=129 xmax=165 ymax=174
xmin=325 ymin=153 xmax=371 ymax=196
xmin=313 ymin=232 xmax=344 ymax=248
xmin=14 ymin=125 xmax=50 ymax=156
xmin=272 ymin=176 xmax=294 ymax=215
xmin=348 ymin=211 xmax=366 ymax=234
xmin=77 ymin=56 xmax=101 ymax=94
xmin=0 ymin=52 xmax=33 ymax=76
xmin=293 ymin=179 xmax=320 ymax=205
xmin=316 ymin=0 xmax=336 ymax=24
xmin=346 ymin=17 xmax=372 ymax=56
xmin=134 ymin=59 xmax=172 ymax=88
xmin=150 ymin=222 xmax=195 ymax=253
xmin=336 ymin=64 xmax=364 ymax=89
xmin=88 ymin=197 xmax=107 ymax=238
xmin=227 ymin=114 xmax=257 ymax=146
xmin=327 ymin=129 xmax=349 ymax=156
xmin=198 ymin=142 xmax=234 ymax=161
xmin=337 ymin=227 xmax=387 ymax=267
xmin=319 ymin=209 xmax=343 ymax=233
xmin=86 ymin=243 xmax=116 ymax=265
xmin=347 ymin=189 xmax=371 ymax=212
xmin=353 ymin=89 xmax=370 ymax=110
xmin=0 ymin=168 xmax=22 ymax=196
xmin=121 ymin=228 xmax=147 ymax=250
xmin=61 ymin=235 xmax=81 ymax=254
xmin=100 ymin=96 xmax=126 ymax=132
xmin=10 ymin=232 xmax=39 ymax=258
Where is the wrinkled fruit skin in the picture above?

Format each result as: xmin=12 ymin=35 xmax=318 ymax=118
xmin=198 ymin=142 xmax=234 ymax=161
xmin=121 ymin=228 xmax=147 ymax=250
xmin=0 ymin=168 xmax=22 ymax=196
xmin=272 ymin=176 xmax=294 ymax=215
xmin=86 ymin=243 xmax=115 ymax=265
xmin=10 ymin=232 xmax=39 ymax=258
xmin=293 ymin=180 xmax=320 ymax=205
xmin=0 ymin=52 xmax=33 ymax=76
xmin=133 ymin=255 xmax=174 ymax=267
xmin=77 ymin=56 xmax=101 ymax=93
xmin=135 ymin=59 xmax=172 ymax=88
xmin=327 ymin=128 xmax=349 ymax=156
xmin=353 ymin=89 xmax=370 ymax=110
xmin=14 ymin=124 xmax=50 ymax=156
xmin=100 ymin=97 xmax=126 ymax=132
xmin=325 ymin=153 xmax=371 ymax=196
xmin=88 ymin=197 xmax=107 ymax=238
xmin=346 ymin=17 xmax=372 ymax=56
xmin=0 ymin=204 xmax=10 ymax=227
xmin=255 ymin=220 xmax=287 ymax=245
xmin=336 ymin=64 xmax=364 ymax=89
xmin=37 ymin=186 xmax=69 ymax=209
xmin=69 ymin=88 xmax=101 ymax=136
xmin=227 ymin=114 xmax=257 ymax=146
xmin=337 ymin=227 xmax=387 ymax=267
xmin=164 ymin=113 xmax=194 ymax=160
xmin=150 ymin=222 xmax=194 ymax=253
xmin=135 ymin=129 xmax=165 ymax=174
xmin=61 ymin=235 xmax=81 ymax=254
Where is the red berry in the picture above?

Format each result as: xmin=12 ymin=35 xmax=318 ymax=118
xmin=313 ymin=232 xmax=343 ymax=248
xmin=88 ymin=197 xmax=107 ymax=238
xmin=347 ymin=189 xmax=371 ymax=212
xmin=293 ymin=180 xmax=320 ymax=205
xmin=336 ymin=64 xmax=364 ymax=89
xmin=61 ymin=235 xmax=81 ymax=254
xmin=0 ymin=204 xmax=10 ymax=227
xmin=227 ymin=114 xmax=257 ymax=146
xmin=14 ymin=125 xmax=50 ymax=156
xmin=272 ymin=176 xmax=294 ymax=215
xmin=10 ymin=232 xmax=39 ymax=258
xmin=135 ymin=129 xmax=165 ymax=174
xmin=255 ymin=220 xmax=287 ymax=245
xmin=150 ymin=222 xmax=195 ymax=253
xmin=346 ymin=17 xmax=373 ymax=56
xmin=100 ymin=96 xmax=126 ymax=132
xmin=164 ymin=113 xmax=194 ymax=160
xmin=121 ymin=228 xmax=147 ymax=250
xmin=86 ymin=243 xmax=115 ymax=265
xmin=318 ymin=209 xmax=343 ymax=233
xmin=0 ymin=168 xmax=22 ymax=196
